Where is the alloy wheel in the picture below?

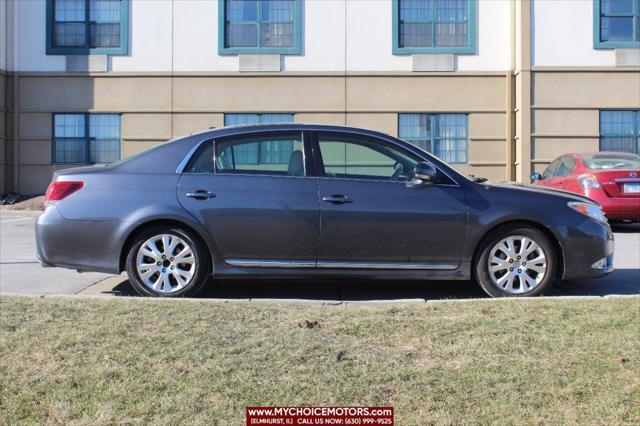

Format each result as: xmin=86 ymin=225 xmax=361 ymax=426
xmin=135 ymin=234 xmax=196 ymax=294
xmin=487 ymin=235 xmax=548 ymax=294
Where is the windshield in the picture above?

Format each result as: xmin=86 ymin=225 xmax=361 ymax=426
xmin=581 ymin=154 xmax=640 ymax=170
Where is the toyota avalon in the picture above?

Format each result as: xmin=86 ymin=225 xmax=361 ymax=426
xmin=36 ymin=124 xmax=614 ymax=298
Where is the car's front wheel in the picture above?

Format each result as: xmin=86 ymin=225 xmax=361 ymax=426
xmin=474 ymin=225 xmax=557 ymax=297
xmin=126 ymin=226 xmax=210 ymax=297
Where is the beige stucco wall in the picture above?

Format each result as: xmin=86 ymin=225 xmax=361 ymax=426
xmin=10 ymin=69 xmax=640 ymax=194
xmin=13 ymin=73 xmax=513 ymax=194
xmin=530 ymin=70 xmax=640 ymax=175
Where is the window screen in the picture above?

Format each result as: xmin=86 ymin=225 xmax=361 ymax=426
xmin=600 ymin=110 xmax=640 ymax=154
xmin=399 ymin=113 xmax=468 ymax=163
xmin=398 ymin=0 xmax=470 ymax=49
xmin=53 ymin=113 xmax=121 ymax=164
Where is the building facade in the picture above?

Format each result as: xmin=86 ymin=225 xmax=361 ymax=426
xmin=0 ymin=0 xmax=639 ymax=195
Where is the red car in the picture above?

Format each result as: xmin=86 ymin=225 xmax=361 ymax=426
xmin=532 ymin=152 xmax=640 ymax=222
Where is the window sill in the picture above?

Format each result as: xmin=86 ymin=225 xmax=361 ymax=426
xmin=594 ymin=42 xmax=640 ymax=50
xmin=46 ymin=47 xmax=128 ymax=56
xmin=393 ymin=47 xmax=476 ymax=55
xmin=218 ymin=47 xmax=302 ymax=56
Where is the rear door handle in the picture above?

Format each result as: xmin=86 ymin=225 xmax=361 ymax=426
xmin=186 ymin=189 xmax=216 ymax=200
xmin=322 ymin=194 xmax=353 ymax=204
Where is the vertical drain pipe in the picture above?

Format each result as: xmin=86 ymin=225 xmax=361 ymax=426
xmin=11 ymin=0 xmax=19 ymax=194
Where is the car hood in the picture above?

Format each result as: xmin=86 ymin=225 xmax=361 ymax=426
xmin=484 ymin=181 xmax=597 ymax=204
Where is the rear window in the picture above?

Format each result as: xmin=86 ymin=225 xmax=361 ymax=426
xmin=581 ymin=154 xmax=640 ymax=170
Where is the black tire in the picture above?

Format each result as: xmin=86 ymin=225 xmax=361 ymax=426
xmin=125 ymin=226 xmax=210 ymax=297
xmin=474 ymin=225 xmax=557 ymax=298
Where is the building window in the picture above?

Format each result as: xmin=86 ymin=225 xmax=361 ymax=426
xmin=46 ymin=0 xmax=129 ymax=55
xmin=392 ymin=0 xmax=476 ymax=54
xmin=53 ymin=113 xmax=121 ymax=164
xmin=398 ymin=113 xmax=468 ymax=164
xmin=594 ymin=0 xmax=640 ymax=48
xmin=223 ymin=113 xmax=295 ymax=165
xmin=219 ymin=0 xmax=302 ymax=55
xmin=600 ymin=110 xmax=640 ymax=154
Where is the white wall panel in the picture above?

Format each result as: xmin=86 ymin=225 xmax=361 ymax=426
xmin=14 ymin=0 xmax=513 ymax=73
xmin=111 ymin=0 xmax=173 ymax=71
xmin=533 ymin=0 xmax=615 ymax=67
xmin=16 ymin=0 xmax=65 ymax=72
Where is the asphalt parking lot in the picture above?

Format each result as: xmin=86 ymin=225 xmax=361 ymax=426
xmin=1 ymin=211 xmax=638 ymax=302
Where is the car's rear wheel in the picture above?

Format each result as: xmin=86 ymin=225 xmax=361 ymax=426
xmin=126 ymin=226 xmax=209 ymax=297
xmin=474 ymin=225 xmax=557 ymax=297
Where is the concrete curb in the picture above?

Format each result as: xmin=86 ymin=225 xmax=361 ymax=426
xmin=0 ymin=210 xmax=42 ymax=218
xmin=1 ymin=291 xmax=638 ymax=306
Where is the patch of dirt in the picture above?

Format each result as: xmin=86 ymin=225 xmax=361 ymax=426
xmin=0 ymin=195 xmax=45 ymax=211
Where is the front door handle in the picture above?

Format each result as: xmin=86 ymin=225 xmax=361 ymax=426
xmin=186 ymin=189 xmax=216 ymax=200
xmin=322 ymin=194 xmax=353 ymax=204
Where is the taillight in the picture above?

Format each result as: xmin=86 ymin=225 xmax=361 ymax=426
xmin=44 ymin=181 xmax=84 ymax=202
xmin=579 ymin=175 xmax=601 ymax=189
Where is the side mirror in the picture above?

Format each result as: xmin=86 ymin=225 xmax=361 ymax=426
xmin=407 ymin=162 xmax=437 ymax=188
xmin=530 ymin=172 xmax=542 ymax=182
xmin=414 ymin=162 xmax=437 ymax=182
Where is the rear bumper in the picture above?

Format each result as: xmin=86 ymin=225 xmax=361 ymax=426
xmin=601 ymin=199 xmax=640 ymax=221
xmin=36 ymin=206 xmax=123 ymax=274
xmin=583 ymin=190 xmax=640 ymax=220
xmin=556 ymin=218 xmax=615 ymax=280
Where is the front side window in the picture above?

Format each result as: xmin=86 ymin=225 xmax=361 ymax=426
xmin=393 ymin=0 xmax=476 ymax=54
xmin=219 ymin=0 xmax=302 ymax=55
xmin=398 ymin=113 xmax=468 ymax=164
xmin=47 ymin=0 xmax=129 ymax=55
xmin=595 ymin=0 xmax=640 ymax=48
xmin=215 ymin=133 xmax=304 ymax=176
xmin=555 ymin=156 xmax=576 ymax=177
xmin=600 ymin=110 xmax=640 ymax=154
xmin=318 ymin=136 xmax=420 ymax=181
xmin=53 ymin=113 xmax=121 ymax=164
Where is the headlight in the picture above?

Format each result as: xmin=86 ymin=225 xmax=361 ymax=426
xmin=568 ymin=201 xmax=607 ymax=223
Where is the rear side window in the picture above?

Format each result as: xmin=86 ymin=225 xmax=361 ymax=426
xmin=186 ymin=141 xmax=214 ymax=173
xmin=215 ymin=133 xmax=304 ymax=176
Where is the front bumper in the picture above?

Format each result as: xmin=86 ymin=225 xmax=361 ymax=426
xmin=556 ymin=218 xmax=614 ymax=280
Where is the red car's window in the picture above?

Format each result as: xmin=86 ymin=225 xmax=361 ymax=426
xmin=581 ymin=154 xmax=640 ymax=170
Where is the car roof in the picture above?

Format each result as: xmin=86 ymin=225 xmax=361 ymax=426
xmin=575 ymin=152 xmax=639 ymax=157
xmin=187 ymin=123 xmax=399 ymax=142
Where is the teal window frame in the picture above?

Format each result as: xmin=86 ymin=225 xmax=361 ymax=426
xmin=398 ymin=113 xmax=469 ymax=164
xmin=599 ymin=110 xmax=640 ymax=154
xmin=392 ymin=0 xmax=477 ymax=55
xmin=218 ymin=0 xmax=303 ymax=55
xmin=594 ymin=0 xmax=640 ymax=49
xmin=52 ymin=113 xmax=121 ymax=164
xmin=46 ymin=0 xmax=129 ymax=55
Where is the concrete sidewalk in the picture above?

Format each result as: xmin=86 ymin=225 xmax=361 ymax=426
xmin=0 ymin=212 xmax=112 ymax=295
xmin=1 ymin=212 xmax=639 ymax=302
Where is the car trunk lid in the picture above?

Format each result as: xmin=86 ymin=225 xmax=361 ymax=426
xmin=593 ymin=169 xmax=640 ymax=198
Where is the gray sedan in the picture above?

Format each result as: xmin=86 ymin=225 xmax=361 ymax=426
xmin=36 ymin=124 xmax=614 ymax=298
